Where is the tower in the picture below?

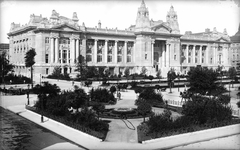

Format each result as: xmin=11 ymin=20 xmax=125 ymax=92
xmin=166 ymin=6 xmax=180 ymax=34
xmin=135 ymin=0 xmax=151 ymax=31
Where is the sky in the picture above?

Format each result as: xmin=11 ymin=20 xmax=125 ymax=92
xmin=0 ymin=0 xmax=240 ymax=43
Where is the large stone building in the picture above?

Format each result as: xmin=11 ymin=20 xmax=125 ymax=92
xmin=7 ymin=1 xmax=232 ymax=77
xmin=230 ymin=24 xmax=240 ymax=73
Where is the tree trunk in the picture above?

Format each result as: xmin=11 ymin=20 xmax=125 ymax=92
xmin=31 ymin=66 xmax=33 ymax=88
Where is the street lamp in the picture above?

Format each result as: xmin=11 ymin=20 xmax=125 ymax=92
xmin=27 ymin=84 xmax=30 ymax=105
xmin=178 ymin=73 xmax=180 ymax=92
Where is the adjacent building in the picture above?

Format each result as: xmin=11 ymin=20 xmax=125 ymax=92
xmin=7 ymin=1 xmax=232 ymax=77
xmin=230 ymin=24 xmax=240 ymax=73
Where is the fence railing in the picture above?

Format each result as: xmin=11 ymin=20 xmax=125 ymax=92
xmin=165 ymin=99 xmax=240 ymax=117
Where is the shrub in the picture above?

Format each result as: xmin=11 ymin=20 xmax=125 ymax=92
xmin=89 ymin=88 xmax=116 ymax=103
xmin=182 ymin=96 xmax=232 ymax=124
xmin=137 ymin=88 xmax=163 ymax=105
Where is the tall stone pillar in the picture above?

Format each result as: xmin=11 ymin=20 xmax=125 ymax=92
xmin=105 ymin=40 xmax=108 ymax=63
xmin=133 ymin=42 xmax=136 ymax=63
xmin=192 ymin=45 xmax=195 ymax=64
xmin=66 ymin=50 xmax=69 ymax=64
xmin=50 ymin=38 xmax=54 ymax=63
xmin=94 ymin=39 xmax=98 ymax=63
xmin=205 ymin=46 xmax=209 ymax=64
xmin=70 ymin=38 xmax=75 ymax=64
xmin=76 ymin=39 xmax=79 ymax=62
xmin=186 ymin=45 xmax=189 ymax=64
xmin=114 ymin=41 xmax=118 ymax=63
xmin=60 ymin=50 xmax=63 ymax=64
xmin=166 ymin=42 xmax=170 ymax=67
xmin=162 ymin=45 xmax=166 ymax=67
xmin=54 ymin=37 xmax=59 ymax=63
xmin=199 ymin=46 xmax=202 ymax=64
xmin=151 ymin=40 xmax=155 ymax=66
xmin=124 ymin=41 xmax=127 ymax=63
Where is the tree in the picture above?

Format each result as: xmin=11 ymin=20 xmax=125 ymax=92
xmin=110 ymin=86 xmax=117 ymax=94
xmin=137 ymin=101 xmax=152 ymax=122
xmin=167 ymin=68 xmax=176 ymax=93
xmin=25 ymin=48 xmax=36 ymax=88
xmin=92 ymin=103 xmax=105 ymax=120
xmin=148 ymin=75 xmax=154 ymax=86
xmin=187 ymin=66 xmax=219 ymax=96
xmin=124 ymin=67 xmax=130 ymax=83
xmin=141 ymin=66 xmax=147 ymax=76
xmin=228 ymin=67 xmax=237 ymax=88
xmin=51 ymin=66 xmax=62 ymax=78
xmin=75 ymin=55 xmax=87 ymax=80
xmin=0 ymin=52 xmax=14 ymax=83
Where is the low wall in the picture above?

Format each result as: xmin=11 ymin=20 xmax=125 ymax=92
xmin=142 ymin=124 xmax=240 ymax=149
xmin=26 ymin=109 xmax=103 ymax=142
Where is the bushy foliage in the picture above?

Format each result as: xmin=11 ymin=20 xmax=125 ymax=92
xmin=187 ymin=67 xmax=220 ymax=95
xmin=47 ymin=66 xmax=71 ymax=80
xmin=110 ymin=86 xmax=117 ymax=94
xmin=182 ymin=96 xmax=232 ymax=124
xmin=137 ymin=101 xmax=152 ymax=122
xmin=1 ymin=74 xmax=31 ymax=84
xmin=136 ymin=88 xmax=163 ymax=106
xmin=89 ymin=88 xmax=116 ymax=103
xmin=0 ymin=52 xmax=14 ymax=79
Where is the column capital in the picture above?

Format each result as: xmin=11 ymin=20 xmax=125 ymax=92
xmin=115 ymin=40 xmax=118 ymax=43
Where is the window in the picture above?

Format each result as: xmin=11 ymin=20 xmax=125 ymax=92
xmin=45 ymin=37 xmax=49 ymax=43
xmin=174 ymin=54 xmax=177 ymax=61
xmin=86 ymin=54 xmax=92 ymax=62
xmin=108 ymin=55 xmax=112 ymax=63
xmin=97 ymin=55 xmax=102 ymax=62
xmin=210 ymin=58 xmax=213 ymax=64
xmin=145 ymin=54 xmax=147 ymax=60
xmin=46 ymin=68 xmax=49 ymax=74
xmin=127 ymin=56 xmax=131 ymax=62
xmin=117 ymin=56 xmax=122 ymax=62
xmin=45 ymin=54 xmax=49 ymax=63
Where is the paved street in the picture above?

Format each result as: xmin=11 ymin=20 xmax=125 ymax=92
xmin=0 ymin=107 xmax=84 ymax=150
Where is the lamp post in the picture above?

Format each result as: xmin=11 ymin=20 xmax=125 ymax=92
xmin=27 ymin=84 xmax=30 ymax=105
xmin=178 ymin=73 xmax=180 ymax=92
xmin=41 ymin=93 xmax=44 ymax=123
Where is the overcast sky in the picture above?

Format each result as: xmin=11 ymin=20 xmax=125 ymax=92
xmin=1 ymin=0 xmax=240 ymax=43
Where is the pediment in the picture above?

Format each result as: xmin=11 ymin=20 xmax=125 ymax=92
xmin=52 ymin=24 xmax=79 ymax=31
xmin=151 ymin=23 xmax=172 ymax=33
xmin=215 ymin=37 xmax=229 ymax=42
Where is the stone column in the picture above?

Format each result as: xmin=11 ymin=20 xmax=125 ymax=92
xmin=114 ymin=41 xmax=118 ymax=63
xmin=70 ymin=38 xmax=75 ymax=64
xmin=199 ymin=46 xmax=202 ymax=64
xmin=133 ymin=41 xmax=135 ymax=63
xmin=151 ymin=40 xmax=155 ymax=66
xmin=124 ymin=41 xmax=127 ymax=63
xmin=60 ymin=50 xmax=63 ymax=64
xmin=192 ymin=45 xmax=195 ymax=64
xmin=105 ymin=40 xmax=108 ymax=63
xmin=186 ymin=45 xmax=189 ymax=64
xmin=50 ymin=38 xmax=54 ymax=63
xmin=205 ymin=45 xmax=209 ymax=64
xmin=54 ymin=37 xmax=59 ymax=63
xmin=76 ymin=39 xmax=79 ymax=62
xmin=166 ymin=42 xmax=170 ymax=67
xmin=94 ymin=39 xmax=98 ymax=63
xmin=162 ymin=44 xmax=166 ymax=67
xmin=66 ymin=50 xmax=69 ymax=64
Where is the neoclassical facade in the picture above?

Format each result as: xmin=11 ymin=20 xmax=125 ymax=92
xmin=7 ymin=1 xmax=232 ymax=77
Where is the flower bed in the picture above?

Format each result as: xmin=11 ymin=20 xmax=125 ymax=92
xmin=100 ymin=108 xmax=153 ymax=119
xmin=25 ymin=105 xmax=108 ymax=140
xmin=138 ymin=118 xmax=240 ymax=143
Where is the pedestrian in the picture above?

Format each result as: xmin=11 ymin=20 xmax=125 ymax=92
xmin=72 ymin=81 xmax=74 ymax=86
xmin=118 ymin=92 xmax=121 ymax=100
